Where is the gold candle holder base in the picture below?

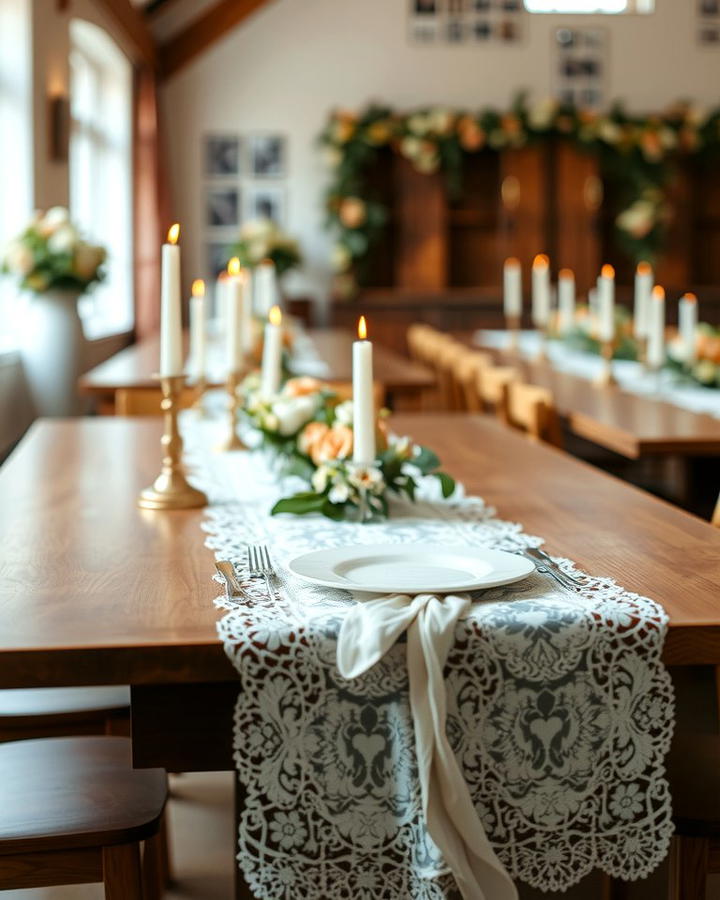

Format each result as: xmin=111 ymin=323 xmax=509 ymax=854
xmin=535 ymin=328 xmax=549 ymax=362
xmin=192 ymin=375 xmax=208 ymax=414
xmin=594 ymin=340 xmax=618 ymax=388
xmin=216 ymin=370 xmax=247 ymax=452
xmin=506 ymin=315 xmax=520 ymax=353
xmin=137 ymin=375 xmax=208 ymax=511
xmin=636 ymin=336 xmax=648 ymax=370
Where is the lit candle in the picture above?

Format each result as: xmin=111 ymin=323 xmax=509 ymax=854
xmin=189 ymin=279 xmax=207 ymax=378
xmin=598 ymin=264 xmax=615 ymax=342
xmin=225 ymin=257 xmax=246 ymax=372
xmin=215 ymin=270 xmax=229 ymax=328
xmin=679 ymin=292 xmax=698 ymax=366
xmin=634 ymin=261 xmax=653 ymax=339
xmin=254 ymin=259 xmax=279 ymax=318
xmin=261 ymin=305 xmax=283 ymax=396
xmin=352 ymin=315 xmax=376 ymax=465
xmin=160 ymin=223 xmax=182 ymax=377
xmin=503 ymin=258 xmax=522 ymax=318
xmin=532 ymin=254 xmax=551 ymax=327
xmin=240 ymin=267 xmax=254 ymax=353
xmin=647 ymin=285 xmax=666 ymax=370
xmin=558 ymin=268 xmax=575 ymax=334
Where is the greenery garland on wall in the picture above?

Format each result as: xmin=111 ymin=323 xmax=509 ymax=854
xmin=318 ymin=96 xmax=720 ymax=296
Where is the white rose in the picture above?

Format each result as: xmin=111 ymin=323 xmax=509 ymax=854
xmin=598 ymin=120 xmax=622 ymax=145
xmin=47 ymin=224 xmax=78 ymax=254
xmin=528 ymin=98 xmax=557 ymax=131
xmin=263 ymin=412 xmax=279 ymax=431
xmin=333 ymin=399 xmax=353 ymax=426
xmin=348 ymin=464 xmax=384 ymax=494
xmin=429 ymin=107 xmax=453 ymax=134
xmin=248 ymin=239 xmax=269 ymax=263
xmin=616 ymin=200 xmax=655 ymax=238
xmin=332 ymin=244 xmax=351 ymax=273
xmin=328 ymin=482 xmax=350 ymax=504
xmin=240 ymin=218 xmax=274 ymax=241
xmin=38 ymin=206 xmax=69 ymax=236
xmin=400 ymin=136 xmax=422 ymax=159
xmin=4 ymin=241 xmax=34 ymax=276
xmin=666 ymin=335 xmax=685 ymax=363
xmin=272 ymin=395 xmax=318 ymax=436
xmin=407 ymin=113 xmax=430 ymax=136
xmin=312 ymin=465 xmax=331 ymax=493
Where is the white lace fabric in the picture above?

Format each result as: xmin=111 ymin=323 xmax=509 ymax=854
xmin=183 ymin=416 xmax=675 ymax=899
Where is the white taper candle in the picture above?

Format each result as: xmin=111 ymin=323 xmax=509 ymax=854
xmin=261 ymin=305 xmax=283 ymax=396
xmin=679 ymin=292 xmax=698 ymax=366
xmin=532 ymin=254 xmax=551 ymax=327
xmin=598 ymin=264 xmax=615 ymax=342
xmin=647 ymin=285 xmax=666 ymax=370
xmin=225 ymin=257 xmax=245 ymax=372
xmin=634 ymin=262 xmax=653 ymax=340
xmin=352 ymin=316 xmax=376 ymax=465
xmin=189 ymin=279 xmax=207 ymax=378
xmin=159 ymin=224 xmax=183 ymax=377
xmin=503 ymin=258 xmax=522 ymax=318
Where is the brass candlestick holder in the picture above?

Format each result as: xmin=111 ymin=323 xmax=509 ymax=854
xmin=192 ymin=374 xmax=208 ymax=414
xmin=137 ymin=375 xmax=208 ymax=510
xmin=506 ymin=314 xmax=520 ymax=353
xmin=636 ymin=336 xmax=648 ymax=369
xmin=595 ymin=339 xmax=618 ymax=388
xmin=535 ymin=325 xmax=549 ymax=362
xmin=217 ymin=370 xmax=247 ymax=452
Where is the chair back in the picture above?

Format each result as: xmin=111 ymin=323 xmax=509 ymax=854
xmin=713 ymin=494 xmax=720 ymax=528
xmin=477 ymin=366 xmax=520 ymax=415
xmin=503 ymin=381 xmax=564 ymax=447
xmin=452 ymin=350 xmax=493 ymax=412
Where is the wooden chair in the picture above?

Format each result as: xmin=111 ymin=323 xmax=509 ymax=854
xmin=406 ymin=323 xmax=433 ymax=362
xmin=0 ymin=686 xmax=131 ymax=743
xmin=451 ymin=350 xmax=493 ymax=412
xmin=116 ymin=387 xmax=197 ymax=416
xmin=0 ymin=735 xmax=168 ymax=898
xmin=713 ymin=492 xmax=720 ymax=527
xmin=476 ymin=365 xmax=520 ymax=417
xmin=502 ymin=381 xmax=564 ymax=447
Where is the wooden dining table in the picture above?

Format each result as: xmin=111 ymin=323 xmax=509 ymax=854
xmin=1 ymin=413 xmax=720 ymax=784
xmin=78 ymin=328 xmax=435 ymax=412
xmin=464 ymin=331 xmax=720 ymax=460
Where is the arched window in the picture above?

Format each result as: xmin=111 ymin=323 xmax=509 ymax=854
xmin=0 ymin=0 xmax=32 ymax=349
xmin=524 ymin=0 xmax=653 ymax=11
xmin=70 ymin=19 xmax=133 ymax=337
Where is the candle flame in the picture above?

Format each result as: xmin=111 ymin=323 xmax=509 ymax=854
xmin=559 ymin=268 xmax=574 ymax=280
xmin=227 ymin=257 xmax=241 ymax=277
xmin=167 ymin=223 xmax=180 ymax=245
xmin=652 ymin=285 xmax=665 ymax=301
xmin=601 ymin=264 xmax=615 ymax=279
xmin=358 ymin=316 xmax=368 ymax=340
xmin=533 ymin=254 xmax=549 ymax=269
xmin=505 ymin=257 xmax=520 ymax=268
xmin=682 ymin=292 xmax=697 ymax=303
xmin=269 ymin=305 xmax=282 ymax=326
xmin=637 ymin=261 xmax=652 ymax=275
xmin=191 ymin=279 xmax=205 ymax=298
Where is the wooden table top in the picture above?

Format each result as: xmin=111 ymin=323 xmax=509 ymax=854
xmin=466 ymin=332 xmax=720 ymax=459
xmin=78 ymin=328 xmax=434 ymax=396
xmin=1 ymin=416 xmax=719 ymax=689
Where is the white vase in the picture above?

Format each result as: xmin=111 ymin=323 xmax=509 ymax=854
xmin=20 ymin=289 xmax=87 ymax=417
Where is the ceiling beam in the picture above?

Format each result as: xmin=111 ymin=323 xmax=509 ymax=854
xmin=159 ymin=0 xmax=275 ymax=80
xmin=93 ymin=0 xmax=157 ymax=66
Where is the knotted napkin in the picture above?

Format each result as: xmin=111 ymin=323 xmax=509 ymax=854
xmin=337 ymin=592 xmax=518 ymax=900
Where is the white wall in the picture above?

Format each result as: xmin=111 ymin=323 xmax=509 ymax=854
xmin=162 ymin=0 xmax=718 ymax=306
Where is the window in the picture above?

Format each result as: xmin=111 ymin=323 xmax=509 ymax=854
xmin=0 ymin=0 xmax=32 ymax=350
xmin=70 ymin=19 xmax=133 ymax=338
xmin=524 ymin=0 xmax=653 ymax=11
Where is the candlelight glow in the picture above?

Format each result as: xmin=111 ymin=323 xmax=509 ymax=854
xmin=358 ymin=316 xmax=368 ymax=340
xmin=191 ymin=279 xmax=205 ymax=298
xmin=601 ymin=264 xmax=615 ymax=279
xmin=505 ymin=257 xmax=520 ymax=268
xmin=228 ymin=257 xmax=241 ymax=277
xmin=637 ymin=261 xmax=652 ymax=275
xmin=533 ymin=254 xmax=549 ymax=269
xmin=167 ymin=224 xmax=180 ymax=245
xmin=652 ymin=285 xmax=665 ymax=301
xmin=559 ymin=268 xmax=574 ymax=280
xmin=682 ymin=292 xmax=698 ymax=303
xmin=269 ymin=305 xmax=282 ymax=326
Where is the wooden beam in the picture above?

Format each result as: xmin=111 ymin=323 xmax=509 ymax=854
xmin=93 ymin=0 xmax=157 ymax=67
xmin=159 ymin=0 xmax=275 ymax=80
xmin=145 ymin=0 xmax=183 ymax=21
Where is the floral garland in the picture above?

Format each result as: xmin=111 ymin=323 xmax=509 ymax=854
xmin=229 ymin=218 xmax=302 ymax=276
xmin=666 ymin=323 xmax=720 ymax=389
xmin=241 ymin=375 xmax=456 ymax=520
xmin=319 ymin=97 xmax=720 ymax=294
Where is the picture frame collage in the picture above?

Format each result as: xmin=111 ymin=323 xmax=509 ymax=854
xmin=554 ymin=26 xmax=607 ymax=111
xmin=698 ymin=0 xmax=720 ymax=45
xmin=203 ymin=133 xmax=287 ymax=278
xmin=408 ymin=0 xmax=524 ymax=46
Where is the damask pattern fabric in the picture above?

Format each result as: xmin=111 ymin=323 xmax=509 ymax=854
xmin=186 ymin=424 xmax=674 ymax=899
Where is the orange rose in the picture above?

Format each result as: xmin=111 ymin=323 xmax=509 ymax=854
xmin=298 ymin=421 xmax=329 ymax=459
xmin=641 ymin=130 xmax=663 ymax=161
xmin=339 ymin=197 xmax=367 ymax=229
xmin=284 ymin=376 xmax=324 ymax=397
xmin=501 ymin=114 xmax=521 ymax=138
xmin=313 ymin=424 xmax=354 ymax=464
xmin=457 ymin=116 xmax=485 ymax=152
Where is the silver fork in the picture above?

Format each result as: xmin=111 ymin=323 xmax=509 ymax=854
xmin=247 ymin=544 xmax=278 ymax=600
xmin=215 ymin=560 xmax=246 ymax=602
xmin=506 ymin=544 xmax=583 ymax=593
xmin=523 ymin=547 xmax=585 ymax=587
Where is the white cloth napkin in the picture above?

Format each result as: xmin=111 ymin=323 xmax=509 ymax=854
xmin=337 ymin=592 xmax=518 ymax=900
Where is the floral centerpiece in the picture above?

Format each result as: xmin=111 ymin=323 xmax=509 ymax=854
xmin=229 ymin=219 xmax=302 ymax=276
xmin=554 ymin=304 xmax=639 ymax=360
xmin=666 ymin=323 xmax=720 ymax=388
xmin=1 ymin=207 xmax=106 ymax=294
xmin=241 ymin=375 xmax=455 ymax=520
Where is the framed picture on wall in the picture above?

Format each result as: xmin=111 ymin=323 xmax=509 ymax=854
xmin=408 ymin=0 xmax=524 ymax=45
xmin=204 ymin=134 xmax=241 ymax=177
xmin=248 ymin=134 xmax=286 ymax=178
xmin=244 ymin=184 xmax=285 ymax=224
xmin=553 ymin=27 xmax=607 ymax=109
xmin=206 ymin=187 xmax=240 ymax=228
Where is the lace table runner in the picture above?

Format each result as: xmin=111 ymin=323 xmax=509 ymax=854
xmin=476 ymin=329 xmax=720 ymax=419
xmin=183 ymin=416 xmax=674 ymax=899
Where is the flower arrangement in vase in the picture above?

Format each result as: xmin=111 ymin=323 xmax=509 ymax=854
xmin=229 ymin=219 xmax=302 ymax=277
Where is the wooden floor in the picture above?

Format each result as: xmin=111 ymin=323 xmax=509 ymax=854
xmin=3 ymin=769 xmax=718 ymax=899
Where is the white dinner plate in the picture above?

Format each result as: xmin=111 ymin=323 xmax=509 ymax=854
xmin=287 ymin=543 xmax=535 ymax=594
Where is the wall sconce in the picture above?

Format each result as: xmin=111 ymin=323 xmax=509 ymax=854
xmin=48 ymin=95 xmax=70 ymax=163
